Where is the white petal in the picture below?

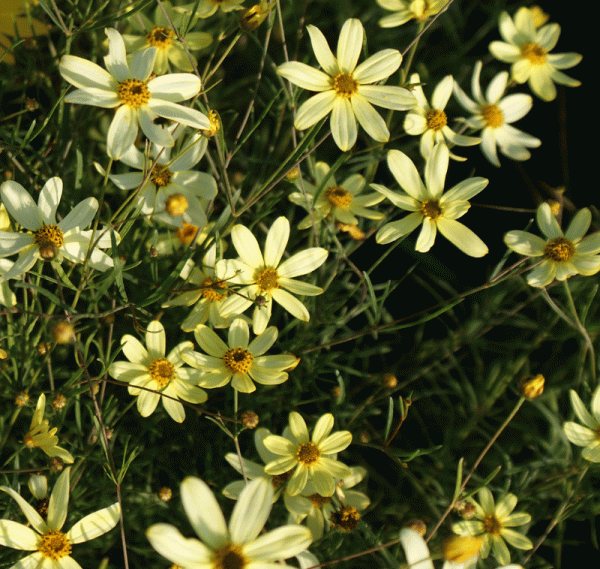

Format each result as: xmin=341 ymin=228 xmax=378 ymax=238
xmin=437 ymin=218 xmax=488 ymax=257
xmin=264 ymin=217 xmax=289 ymax=268
xmin=351 ymin=94 xmax=389 ymax=142
xmin=0 ymin=520 xmax=39 ymax=550
xmin=0 ymin=181 xmax=42 ymax=230
xmin=147 ymin=523 xmax=213 ymax=568
xmin=107 ymin=106 xmax=139 ymax=160
xmin=277 ymin=62 xmax=332 ymax=91
xmin=58 ymin=198 xmax=98 ymax=233
xmin=129 ymin=46 xmax=156 ymax=81
xmin=337 ymin=19 xmax=363 ymax=73
xmin=358 ymin=84 xmax=416 ymax=110
xmin=331 ymin=97 xmax=357 ymax=151
xmin=431 ymin=75 xmax=454 ymax=110
xmin=145 ymin=320 xmax=166 ymax=360
xmin=271 ymin=288 xmax=310 ymax=321
xmin=104 ymin=28 xmax=131 ymax=82
xmin=147 ymin=99 xmax=211 ymax=130
xmin=243 ymin=525 xmax=312 ymax=560
xmin=59 ymin=55 xmax=118 ymax=91
xmin=353 ymin=49 xmax=401 ymax=83
xmin=47 ymin=467 xmax=70 ymax=531
xmin=424 ymin=143 xmax=449 ymax=199
xmin=181 ymin=477 xmax=229 ymax=548
xmin=306 ymin=25 xmax=338 ymax=75
xmin=67 ymin=503 xmax=120 ymax=544
xmin=399 ymin=528 xmax=435 ymax=569
xmin=38 ymin=177 xmax=62 ymax=224
xmin=387 ymin=150 xmax=427 ymax=201
xmin=148 ymin=73 xmax=201 ymax=102
xmin=230 ymin=478 xmax=273 ymax=544
xmin=294 ymin=91 xmax=336 ymax=130
xmin=278 ymin=248 xmax=328 ymax=278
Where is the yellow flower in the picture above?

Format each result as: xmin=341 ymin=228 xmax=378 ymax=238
xmin=24 ymin=394 xmax=74 ymax=464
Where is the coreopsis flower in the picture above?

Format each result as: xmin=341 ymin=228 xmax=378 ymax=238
xmin=284 ymin=466 xmax=370 ymax=540
xmin=59 ymin=28 xmax=211 ymax=159
xmin=181 ymin=318 xmax=299 ymax=393
xmin=404 ymin=73 xmax=480 ymax=160
xmin=563 ymin=388 xmax=600 ymax=462
xmin=0 ymin=467 xmax=120 ymax=567
xmin=504 ymin=203 xmax=600 ymax=287
xmin=451 ymin=488 xmax=532 ymax=565
xmin=277 ymin=18 xmax=416 ymax=151
xmin=162 ymin=246 xmax=236 ymax=331
xmin=23 ymin=394 xmax=74 ymax=464
xmin=217 ymin=216 xmax=328 ymax=334
xmin=489 ymin=7 xmax=581 ymax=101
xmin=453 ymin=61 xmax=541 ymax=167
xmin=176 ymin=0 xmax=246 ymax=19
xmin=398 ymin=528 xmax=523 ymax=569
xmin=373 ymin=143 xmax=489 ymax=257
xmin=263 ymin=412 xmax=352 ymax=497
xmin=288 ymin=162 xmax=384 ymax=229
xmin=376 ymin=0 xmax=449 ymax=28
xmin=122 ymin=0 xmax=211 ymax=74
xmin=108 ymin=320 xmax=208 ymax=422
xmin=107 ymin=131 xmax=217 ymax=228
xmin=223 ymin=427 xmax=290 ymax=500
xmin=0 ymin=178 xmax=115 ymax=282
xmin=146 ymin=476 xmax=312 ymax=569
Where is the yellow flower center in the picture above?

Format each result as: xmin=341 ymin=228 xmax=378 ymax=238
xmin=117 ymin=79 xmax=151 ymax=108
xmin=255 ymin=267 xmax=279 ymax=292
xmin=146 ymin=26 xmax=175 ymax=49
xmin=223 ymin=348 xmax=254 ymax=373
xmin=308 ymin=493 xmax=331 ymax=507
xmin=38 ymin=530 xmax=72 ymax=560
xmin=544 ymin=236 xmax=575 ymax=262
xmin=330 ymin=506 xmax=360 ymax=531
xmin=213 ymin=543 xmax=247 ymax=569
xmin=521 ymin=42 xmax=547 ymax=65
xmin=165 ymin=194 xmax=189 ymax=216
xmin=203 ymin=110 xmax=221 ymax=137
xmin=325 ymin=186 xmax=352 ymax=208
xmin=200 ymin=277 xmax=229 ymax=302
xmin=148 ymin=357 xmax=175 ymax=388
xmin=483 ymin=514 xmax=502 ymax=535
xmin=176 ymin=222 xmax=199 ymax=245
xmin=151 ymin=164 xmax=173 ymax=187
xmin=34 ymin=223 xmax=64 ymax=260
xmin=24 ymin=432 xmax=37 ymax=447
xmin=332 ymin=73 xmax=358 ymax=98
xmin=426 ymin=109 xmax=447 ymax=131
xmin=296 ymin=441 xmax=321 ymax=466
xmin=421 ymin=199 xmax=443 ymax=220
xmin=271 ymin=468 xmax=294 ymax=489
xmin=482 ymin=104 xmax=504 ymax=128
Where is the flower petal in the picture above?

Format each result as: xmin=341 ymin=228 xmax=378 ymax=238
xmin=0 ymin=181 xmax=42 ymax=231
xmin=230 ymin=478 xmax=273 ymax=544
xmin=330 ymin=97 xmax=357 ymax=151
xmin=277 ymin=62 xmax=332 ymax=91
xmin=67 ymin=503 xmax=120 ymax=544
xmin=337 ymin=19 xmax=363 ymax=74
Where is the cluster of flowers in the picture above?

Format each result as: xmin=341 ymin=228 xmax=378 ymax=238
xmin=0 ymin=2 xmax=595 ymax=569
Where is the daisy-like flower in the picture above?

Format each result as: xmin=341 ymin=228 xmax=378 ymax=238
xmin=162 ymin=246 xmax=236 ymax=331
xmin=289 ymin=161 xmax=384 ymax=230
xmin=108 ymin=320 xmax=208 ymax=422
xmin=147 ymin=476 xmax=313 ymax=569
xmin=373 ymin=143 xmax=489 ymax=257
xmin=0 ymin=467 xmax=120 ymax=568
xmin=107 ymin=130 xmax=217 ymax=228
xmin=217 ymin=216 xmax=328 ymax=334
xmin=399 ymin=527 xmax=524 ymax=569
xmin=23 ymin=393 xmax=74 ymax=464
xmin=277 ymin=18 xmax=416 ymax=151
xmin=0 ymin=178 xmax=115 ymax=282
xmin=404 ymin=73 xmax=480 ymax=160
xmin=263 ymin=412 xmax=352 ymax=497
xmin=284 ymin=466 xmax=370 ymax=540
xmin=489 ymin=7 xmax=581 ymax=101
xmin=122 ymin=0 xmax=212 ymax=74
xmin=59 ymin=28 xmax=211 ymax=159
xmin=451 ymin=487 xmax=532 ymax=565
xmin=181 ymin=318 xmax=299 ymax=393
xmin=453 ymin=61 xmax=541 ymax=167
xmin=563 ymin=388 xmax=600 ymax=462
xmin=176 ymin=0 xmax=246 ymax=19
xmin=376 ymin=0 xmax=449 ymax=28
xmin=504 ymin=203 xmax=600 ymax=287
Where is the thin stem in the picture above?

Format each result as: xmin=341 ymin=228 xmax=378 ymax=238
xmin=426 ymin=397 xmax=526 ymax=542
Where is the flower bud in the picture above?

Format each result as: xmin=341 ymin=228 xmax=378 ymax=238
xmin=52 ymin=321 xmax=75 ymax=344
xmin=519 ymin=374 xmax=545 ymax=399
xmin=242 ymin=410 xmax=259 ymax=429
xmin=159 ymin=487 xmax=173 ymax=501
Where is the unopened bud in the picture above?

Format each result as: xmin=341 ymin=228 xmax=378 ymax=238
xmin=0 ymin=348 xmax=7 ymax=359
xmin=37 ymin=342 xmax=50 ymax=355
xmin=159 ymin=487 xmax=172 ymax=502
xmin=241 ymin=410 xmax=259 ymax=429
xmin=285 ymin=167 xmax=300 ymax=182
xmin=382 ymin=373 xmax=397 ymax=388
xmin=15 ymin=392 xmax=29 ymax=406
xmin=519 ymin=374 xmax=545 ymax=399
xmin=48 ymin=457 xmax=64 ymax=472
xmin=52 ymin=394 xmax=67 ymax=410
xmin=52 ymin=321 xmax=75 ymax=344
xmin=454 ymin=500 xmax=476 ymax=519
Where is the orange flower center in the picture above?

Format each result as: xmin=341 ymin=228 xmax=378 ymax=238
xmin=38 ymin=530 xmax=72 ymax=560
xmin=213 ymin=543 xmax=247 ymax=569
xmin=325 ymin=186 xmax=352 ymax=208
xmin=223 ymin=348 xmax=254 ymax=373
xmin=332 ymin=73 xmax=358 ymax=98
xmin=544 ymin=237 xmax=575 ymax=262
xmin=483 ymin=514 xmax=502 ymax=535
xmin=117 ymin=79 xmax=151 ymax=108
xmin=200 ymin=277 xmax=229 ymax=302
xmin=148 ymin=357 xmax=175 ymax=388
xmin=421 ymin=199 xmax=443 ymax=220
xmin=146 ymin=26 xmax=175 ymax=49
xmin=426 ymin=109 xmax=447 ymax=131
xmin=482 ymin=104 xmax=504 ymax=128
xmin=151 ymin=164 xmax=173 ymax=187
xmin=255 ymin=268 xmax=279 ymax=292
xmin=34 ymin=224 xmax=64 ymax=260
xmin=521 ymin=42 xmax=547 ymax=64
xmin=296 ymin=441 xmax=321 ymax=465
